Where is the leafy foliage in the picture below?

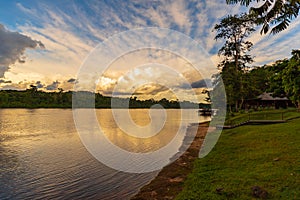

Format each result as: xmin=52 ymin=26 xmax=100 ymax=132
xmin=282 ymin=49 xmax=300 ymax=108
xmin=212 ymin=47 xmax=300 ymax=112
xmin=226 ymin=0 xmax=300 ymax=34
xmin=0 ymin=89 xmax=202 ymax=109
xmin=213 ymin=14 xmax=255 ymax=111
xmin=266 ymin=59 xmax=289 ymax=96
xmin=214 ymin=13 xmax=255 ymax=69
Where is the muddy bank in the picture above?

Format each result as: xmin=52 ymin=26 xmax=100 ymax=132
xmin=131 ymin=122 xmax=209 ymax=200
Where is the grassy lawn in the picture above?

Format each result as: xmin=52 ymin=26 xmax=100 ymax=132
xmin=176 ymin=113 xmax=300 ymax=199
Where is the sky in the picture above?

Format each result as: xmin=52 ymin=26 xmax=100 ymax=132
xmin=0 ymin=0 xmax=299 ymax=102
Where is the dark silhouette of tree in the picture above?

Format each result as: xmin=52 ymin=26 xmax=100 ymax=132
xmin=214 ymin=13 xmax=255 ymax=70
xmin=226 ymin=0 xmax=300 ymax=34
xmin=29 ymin=84 xmax=38 ymax=92
xmin=58 ymin=88 xmax=64 ymax=93
xmin=214 ymin=13 xmax=255 ymax=111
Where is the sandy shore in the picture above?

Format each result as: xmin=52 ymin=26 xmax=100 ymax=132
xmin=131 ymin=122 xmax=209 ymax=200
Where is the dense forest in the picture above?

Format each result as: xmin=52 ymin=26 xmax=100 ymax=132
xmin=213 ymin=49 xmax=300 ymax=112
xmin=0 ymin=87 xmax=209 ymax=109
xmin=211 ymin=10 xmax=300 ymax=112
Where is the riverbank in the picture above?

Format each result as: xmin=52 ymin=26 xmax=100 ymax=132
xmin=176 ymin=117 xmax=300 ymax=199
xmin=132 ymin=111 xmax=300 ymax=199
xmin=131 ymin=122 xmax=211 ymax=200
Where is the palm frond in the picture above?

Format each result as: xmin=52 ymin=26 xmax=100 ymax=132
xmin=270 ymin=19 xmax=290 ymax=34
xmin=227 ymin=0 xmax=300 ymax=34
xmin=226 ymin=0 xmax=256 ymax=6
xmin=260 ymin=23 xmax=269 ymax=34
xmin=251 ymin=0 xmax=273 ymax=16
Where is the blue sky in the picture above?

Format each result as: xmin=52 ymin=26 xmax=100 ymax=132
xmin=0 ymin=0 xmax=299 ymax=101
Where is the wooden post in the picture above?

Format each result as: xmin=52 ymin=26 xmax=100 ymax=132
xmin=281 ymin=112 xmax=283 ymax=120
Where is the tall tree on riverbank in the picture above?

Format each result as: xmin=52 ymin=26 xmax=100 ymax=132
xmin=226 ymin=0 xmax=300 ymax=34
xmin=213 ymin=13 xmax=255 ymax=112
xmin=214 ymin=13 xmax=255 ymax=71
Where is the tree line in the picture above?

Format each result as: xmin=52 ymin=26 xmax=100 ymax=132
xmin=0 ymin=87 xmax=210 ymax=109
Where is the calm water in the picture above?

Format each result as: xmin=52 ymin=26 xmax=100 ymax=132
xmin=0 ymin=109 xmax=209 ymax=199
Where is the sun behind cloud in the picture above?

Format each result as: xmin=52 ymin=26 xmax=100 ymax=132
xmin=0 ymin=0 xmax=299 ymax=101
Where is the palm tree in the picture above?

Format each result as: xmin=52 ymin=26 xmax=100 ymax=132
xmin=226 ymin=0 xmax=300 ymax=34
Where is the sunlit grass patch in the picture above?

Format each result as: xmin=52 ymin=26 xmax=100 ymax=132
xmin=177 ymin=116 xmax=300 ymax=199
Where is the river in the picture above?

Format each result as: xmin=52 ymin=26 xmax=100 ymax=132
xmin=0 ymin=109 xmax=209 ymax=199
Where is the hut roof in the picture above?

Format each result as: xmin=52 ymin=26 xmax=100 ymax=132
xmin=257 ymin=92 xmax=289 ymax=101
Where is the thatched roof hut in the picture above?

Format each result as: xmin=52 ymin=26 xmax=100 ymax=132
xmin=257 ymin=92 xmax=289 ymax=101
xmin=245 ymin=92 xmax=291 ymax=109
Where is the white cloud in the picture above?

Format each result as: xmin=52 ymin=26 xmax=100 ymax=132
xmin=5 ymin=4 xmax=97 ymax=85
xmin=2 ymin=0 xmax=298 ymax=101
xmin=0 ymin=23 xmax=44 ymax=78
xmin=248 ymin=18 xmax=300 ymax=65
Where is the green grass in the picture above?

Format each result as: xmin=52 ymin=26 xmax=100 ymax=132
xmin=176 ymin=114 xmax=300 ymax=199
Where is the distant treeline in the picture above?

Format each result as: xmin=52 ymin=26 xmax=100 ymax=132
xmin=0 ymin=88 xmax=210 ymax=109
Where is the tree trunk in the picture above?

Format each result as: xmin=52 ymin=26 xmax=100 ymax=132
xmin=234 ymin=35 xmax=239 ymax=71
xmin=235 ymin=101 xmax=239 ymax=112
xmin=239 ymin=98 xmax=244 ymax=110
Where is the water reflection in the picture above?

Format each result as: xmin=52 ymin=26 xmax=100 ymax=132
xmin=0 ymin=109 xmax=208 ymax=199
xmin=97 ymin=109 xmax=181 ymax=153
